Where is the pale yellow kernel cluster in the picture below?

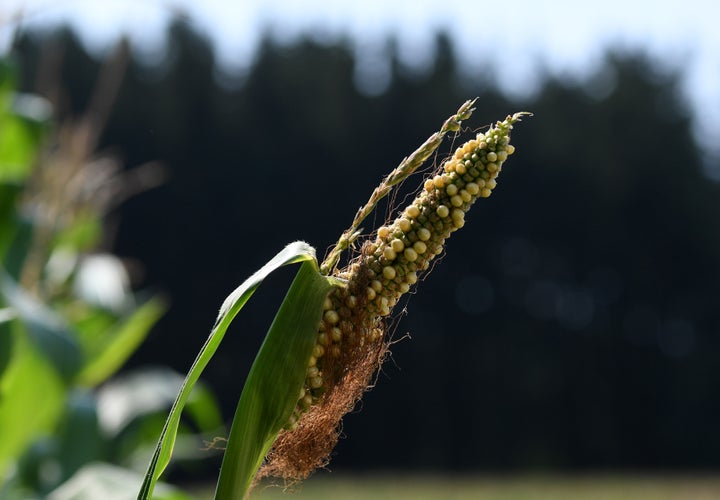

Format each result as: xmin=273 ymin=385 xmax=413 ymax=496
xmin=286 ymin=114 xmax=520 ymax=429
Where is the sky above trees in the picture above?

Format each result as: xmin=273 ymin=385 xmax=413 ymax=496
xmin=3 ymin=0 xmax=720 ymax=155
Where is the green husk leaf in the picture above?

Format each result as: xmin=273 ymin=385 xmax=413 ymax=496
xmin=215 ymin=259 xmax=336 ymax=499
xmin=137 ymin=241 xmax=327 ymax=500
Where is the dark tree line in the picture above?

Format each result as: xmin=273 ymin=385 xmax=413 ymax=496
xmin=11 ymin=20 xmax=720 ymax=472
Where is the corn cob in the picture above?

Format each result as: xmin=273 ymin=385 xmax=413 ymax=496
xmin=260 ymin=111 xmax=528 ymax=481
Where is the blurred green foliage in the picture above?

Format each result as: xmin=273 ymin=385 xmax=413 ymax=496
xmin=0 ymin=57 xmax=221 ymax=499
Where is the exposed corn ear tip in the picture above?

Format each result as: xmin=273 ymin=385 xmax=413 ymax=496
xmin=263 ymin=106 xmax=528 ymax=481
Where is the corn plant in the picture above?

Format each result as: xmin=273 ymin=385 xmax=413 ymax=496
xmin=139 ymin=99 xmax=529 ymax=499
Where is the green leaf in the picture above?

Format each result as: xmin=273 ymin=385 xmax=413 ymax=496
xmin=0 ymin=320 xmax=66 ymax=479
xmin=0 ymin=269 xmax=83 ymax=380
xmin=75 ymin=297 xmax=167 ymax=387
xmin=215 ymin=259 xmax=336 ymax=499
xmin=137 ymin=241 xmax=331 ymax=500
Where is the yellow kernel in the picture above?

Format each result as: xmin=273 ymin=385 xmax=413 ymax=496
xmin=497 ymin=150 xmax=508 ymax=161
xmin=446 ymin=184 xmax=458 ymax=196
xmin=378 ymin=226 xmax=390 ymax=239
xmin=406 ymin=205 xmax=420 ymax=219
xmin=317 ymin=332 xmax=329 ymax=346
xmin=399 ymin=282 xmax=410 ymax=293
xmin=324 ymin=309 xmax=339 ymax=324
xmin=379 ymin=305 xmax=391 ymax=316
xmin=331 ymin=327 xmax=342 ymax=342
xmin=506 ymin=144 xmax=516 ymax=155
xmin=460 ymin=189 xmax=472 ymax=202
xmin=465 ymin=182 xmax=480 ymax=195
xmin=379 ymin=296 xmax=389 ymax=309
xmin=371 ymin=280 xmax=383 ymax=292
xmin=445 ymin=161 xmax=456 ymax=173
xmin=433 ymin=176 xmax=445 ymax=189
xmin=312 ymin=344 xmax=325 ymax=358
xmin=308 ymin=356 xmax=317 ymax=366
xmin=487 ymin=162 xmax=498 ymax=173
xmin=436 ymin=205 xmax=450 ymax=218
xmin=309 ymin=376 xmax=323 ymax=389
xmin=417 ymin=228 xmax=431 ymax=241
xmin=398 ymin=218 xmax=412 ymax=232
xmin=367 ymin=287 xmax=376 ymax=300
xmin=480 ymin=188 xmax=492 ymax=198
xmin=323 ymin=297 xmax=333 ymax=310
xmin=286 ymin=414 xmax=298 ymax=428
xmin=486 ymin=179 xmax=497 ymax=190
xmin=299 ymin=387 xmax=306 ymax=399
xmin=487 ymin=151 xmax=498 ymax=162
xmin=450 ymin=195 xmax=463 ymax=207
xmin=302 ymin=394 xmax=313 ymax=408
xmin=307 ymin=366 xmax=319 ymax=377
xmin=346 ymin=295 xmax=357 ymax=308
xmin=404 ymin=248 xmax=418 ymax=262
xmin=455 ymin=163 xmax=467 ymax=175
xmin=383 ymin=247 xmax=397 ymax=261
xmin=391 ymin=239 xmax=405 ymax=253
xmin=406 ymin=272 xmax=418 ymax=284
xmin=452 ymin=208 xmax=464 ymax=221
xmin=476 ymin=179 xmax=486 ymax=188
xmin=383 ymin=266 xmax=397 ymax=280
xmin=424 ymin=179 xmax=434 ymax=192
xmin=413 ymin=241 xmax=427 ymax=254
xmin=453 ymin=218 xmax=465 ymax=229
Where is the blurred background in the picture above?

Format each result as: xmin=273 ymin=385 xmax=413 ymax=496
xmin=1 ymin=0 xmax=720 ymax=498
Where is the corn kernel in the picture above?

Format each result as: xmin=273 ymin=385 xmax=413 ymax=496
xmin=404 ymin=248 xmax=418 ymax=262
xmin=417 ymin=228 xmax=431 ymax=241
xmin=312 ymin=344 xmax=325 ymax=358
xmin=324 ymin=309 xmax=339 ymax=324
xmin=413 ymin=241 xmax=427 ymax=254
xmin=383 ymin=266 xmax=396 ymax=280
xmin=331 ymin=327 xmax=342 ymax=342
xmin=391 ymin=239 xmax=405 ymax=253
xmin=436 ymin=205 xmax=450 ymax=218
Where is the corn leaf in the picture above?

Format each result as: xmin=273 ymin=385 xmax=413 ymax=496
xmin=76 ymin=297 xmax=167 ymax=387
xmin=215 ymin=258 xmax=337 ymax=499
xmin=137 ymin=241 xmax=332 ymax=500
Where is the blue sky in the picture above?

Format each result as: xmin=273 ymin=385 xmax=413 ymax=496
xmin=3 ymin=0 xmax=719 ymax=158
